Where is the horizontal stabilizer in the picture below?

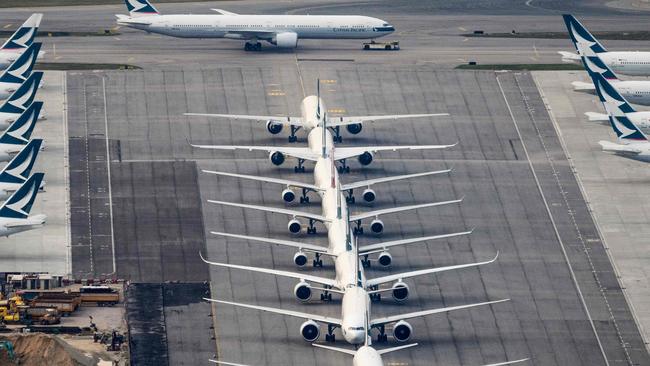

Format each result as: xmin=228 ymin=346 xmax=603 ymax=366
xmin=584 ymin=112 xmax=608 ymax=122
xmin=211 ymin=9 xmax=239 ymax=16
xmin=571 ymin=81 xmax=595 ymax=92
xmin=558 ymin=51 xmax=581 ymax=63
xmin=599 ymin=140 xmax=642 ymax=154
xmin=211 ymin=231 xmax=331 ymax=255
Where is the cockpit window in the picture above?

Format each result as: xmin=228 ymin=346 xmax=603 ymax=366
xmin=347 ymin=326 xmax=364 ymax=331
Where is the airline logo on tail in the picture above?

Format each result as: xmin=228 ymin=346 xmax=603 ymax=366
xmin=582 ymin=55 xmax=618 ymax=81
xmin=0 ymin=43 xmax=41 ymax=84
xmin=0 ymin=172 xmax=43 ymax=219
xmin=125 ymin=0 xmax=159 ymax=16
xmin=593 ymin=74 xmax=647 ymax=141
xmin=0 ymin=14 xmax=42 ymax=51
xmin=0 ymin=72 xmax=42 ymax=114
xmin=0 ymin=139 xmax=42 ymax=184
xmin=0 ymin=102 xmax=42 ymax=145
xmin=563 ymin=14 xmax=607 ymax=55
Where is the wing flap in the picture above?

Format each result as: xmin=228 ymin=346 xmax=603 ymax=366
xmin=190 ymin=143 xmax=320 ymax=161
xmin=334 ymin=143 xmax=457 ymax=161
xmin=341 ymin=169 xmax=451 ymax=191
xmin=358 ymin=230 xmax=473 ymax=254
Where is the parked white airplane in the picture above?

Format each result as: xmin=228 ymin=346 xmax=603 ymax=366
xmin=0 ymin=139 xmax=44 ymax=200
xmin=0 ymin=101 xmax=42 ymax=162
xmin=590 ymin=73 xmax=650 ymax=162
xmin=192 ymin=127 xmax=455 ymax=175
xmin=0 ymin=72 xmax=44 ymax=130
xmin=569 ymin=44 xmax=650 ymax=107
xmin=0 ymin=42 xmax=41 ymax=101
xmin=205 ymin=276 xmax=508 ymax=344
xmin=117 ymin=0 xmax=395 ymax=51
xmin=0 ymin=172 xmax=46 ymax=237
xmin=0 ymin=14 xmax=43 ymax=69
xmin=186 ymin=93 xmax=448 ymax=142
xmin=560 ymin=14 xmax=650 ymax=76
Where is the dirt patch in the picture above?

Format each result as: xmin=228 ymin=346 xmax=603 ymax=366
xmin=0 ymin=333 xmax=93 ymax=366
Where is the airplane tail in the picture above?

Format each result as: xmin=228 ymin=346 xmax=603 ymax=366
xmin=124 ymin=0 xmax=160 ymax=17
xmin=562 ymin=14 xmax=607 ymax=55
xmin=591 ymin=73 xmax=648 ymax=143
xmin=0 ymin=14 xmax=42 ymax=51
xmin=579 ymin=52 xmax=619 ymax=82
xmin=0 ymin=71 xmax=42 ymax=114
xmin=0 ymin=43 xmax=41 ymax=84
xmin=0 ymin=172 xmax=44 ymax=219
xmin=0 ymin=101 xmax=42 ymax=145
xmin=0 ymin=139 xmax=42 ymax=184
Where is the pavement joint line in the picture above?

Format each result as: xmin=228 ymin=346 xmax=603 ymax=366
xmin=532 ymin=72 xmax=649 ymax=356
xmin=496 ymin=72 xmax=610 ymax=366
xmin=62 ymin=71 xmax=72 ymax=277
xmin=82 ymin=80 xmax=94 ymax=274
xmin=102 ymin=75 xmax=117 ymax=276
xmin=294 ymin=53 xmax=306 ymax=98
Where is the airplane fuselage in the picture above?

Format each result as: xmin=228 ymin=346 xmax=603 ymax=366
xmin=576 ymin=80 xmax=650 ymax=106
xmin=353 ymin=346 xmax=385 ymax=366
xmin=119 ymin=14 xmax=394 ymax=43
xmin=566 ymin=51 xmax=650 ymax=76
xmin=340 ymin=286 xmax=369 ymax=345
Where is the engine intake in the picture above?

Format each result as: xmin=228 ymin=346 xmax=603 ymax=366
xmin=393 ymin=320 xmax=412 ymax=342
xmin=293 ymin=251 xmax=308 ymax=267
xmin=266 ymin=120 xmax=283 ymax=134
xmin=370 ymin=219 xmax=384 ymax=234
xmin=391 ymin=281 xmax=409 ymax=302
xmin=358 ymin=152 xmax=374 ymax=166
xmin=346 ymin=123 xmax=362 ymax=134
xmin=273 ymin=32 xmax=299 ymax=48
xmin=288 ymin=219 xmax=302 ymax=234
xmin=362 ymin=188 xmax=376 ymax=203
xmin=270 ymin=151 xmax=285 ymax=166
xmin=282 ymin=188 xmax=296 ymax=203
xmin=300 ymin=320 xmax=320 ymax=342
xmin=294 ymin=281 xmax=312 ymax=302
xmin=377 ymin=251 xmax=392 ymax=267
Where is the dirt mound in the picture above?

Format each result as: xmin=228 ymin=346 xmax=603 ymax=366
xmin=0 ymin=333 xmax=93 ymax=366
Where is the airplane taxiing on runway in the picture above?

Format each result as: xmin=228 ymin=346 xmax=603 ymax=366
xmin=117 ymin=0 xmax=395 ymax=51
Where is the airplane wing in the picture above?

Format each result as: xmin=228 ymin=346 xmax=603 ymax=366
xmin=205 ymin=298 xmax=342 ymax=326
xmin=208 ymin=200 xmax=331 ymax=223
xmin=202 ymin=170 xmax=322 ymax=192
xmin=599 ymin=140 xmax=643 ymax=154
xmin=223 ymin=30 xmax=278 ymax=41
xmin=185 ymin=113 xmax=306 ymax=127
xmin=200 ymin=252 xmax=338 ymax=288
xmin=340 ymin=169 xmax=451 ymax=191
xmin=484 ymin=359 xmax=530 ymax=366
xmin=333 ymin=143 xmax=457 ymax=161
xmin=209 ymin=360 xmax=249 ymax=366
xmin=327 ymin=113 xmax=449 ymax=127
xmin=366 ymin=252 xmax=498 ymax=287
xmin=585 ymin=112 xmax=608 ymax=122
xmin=358 ymin=230 xmax=473 ymax=254
xmin=370 ymin=299 xmax=509 ymax=327
xmin=190 ymin=143 xmax=320 ymax=161
xmin=211 ymin=9 xmax=239 ymax=16
xmin=211 ymin=231 xmax=331 ymax=256
xmin=349 ymin=198 xmax=463 ymax=222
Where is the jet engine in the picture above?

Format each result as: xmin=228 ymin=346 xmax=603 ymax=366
xmin=377 ymin=251 xmax=392 ymax=267
xmin=391 ymin=281 xmax=409 ymax=302
xmin=293 ymin=251 xmax=308 ymax=267
xmin=294 ymin=281 xmax=312 ymax=302
xmin=272 ymin=32 xmax=299 ymax=48
xmin=270 ymin=151 xmax=285 ymax=166
xmin=370 ymin=219 xmax=384 ymax=234
xmin=392 ymin=320 xmax=412 ymax=342
xmin=266 ymin=120 xmax=283 ymax=134
xmin=288 ymin=219 xmax=302 ymax=234
xmin=362 ymin=188 xmax=376 ymax=203
xmin=358 ymin=152 xmax=374 ymax=166
xmin=346 ymin=123 xmax=362 ymax=134
xmin=300 ymin=320 xmax=320 ymax=342
xmin=282 ymin=188 xmax=296 ymax=203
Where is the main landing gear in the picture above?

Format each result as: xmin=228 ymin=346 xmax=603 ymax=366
xmin=244 ymin=42 xmax=262 ymax=52
xmin=289 ymin=126 xmax=300 ymax=143
xmin=337 ymin=159 xmax=350 ymax=174
xmin=331 ymin=126 xmax=342 ymax=143
xmin=325 ymin=324 xmax=336 ymax=342
xmin=294 ymin=158 xmax=306 ymax=173
xmin=313 ymin=253 xmax=323 ymax=267
xmin=376 ymin=325 xmax=388 ymax=343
